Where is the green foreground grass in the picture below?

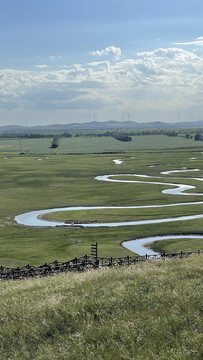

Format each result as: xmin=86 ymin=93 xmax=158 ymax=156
xmin=0 ymin=255 xmax=202 ymax=360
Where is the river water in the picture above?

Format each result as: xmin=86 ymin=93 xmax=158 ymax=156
xmin=14 ymin=168 xmax=203 ymax=255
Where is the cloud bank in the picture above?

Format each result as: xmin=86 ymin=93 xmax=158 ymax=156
xmin=0 ymin=43 xmax=202 ymax=125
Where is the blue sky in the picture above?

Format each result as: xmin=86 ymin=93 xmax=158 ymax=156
xmin=0 ymin=0 xmax=202 ymax=126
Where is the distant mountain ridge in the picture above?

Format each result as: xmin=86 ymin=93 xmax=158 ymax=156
xmin=0 ymin=120 xmax=203 ymax=133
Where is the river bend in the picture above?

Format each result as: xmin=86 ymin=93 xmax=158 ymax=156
xmin=15 ymin=169 xmax=203 ymax=255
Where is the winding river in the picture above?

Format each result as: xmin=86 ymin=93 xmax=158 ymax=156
xmin=15 ymin=167 xmax=203 ymax=255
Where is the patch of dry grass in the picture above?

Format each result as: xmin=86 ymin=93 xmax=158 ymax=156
xmin=0 ymin=255 xmax=202 ymax=359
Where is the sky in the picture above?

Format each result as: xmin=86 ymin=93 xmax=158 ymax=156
xmin=0 ymin=0 xmax=202 ymax=126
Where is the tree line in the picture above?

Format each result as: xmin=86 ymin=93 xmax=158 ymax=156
xmin=1 ymin=128 xmax=203 ymax=143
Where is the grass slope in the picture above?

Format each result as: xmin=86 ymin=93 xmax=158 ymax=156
xmin=0 ymin=255 xmax=202 ymax=360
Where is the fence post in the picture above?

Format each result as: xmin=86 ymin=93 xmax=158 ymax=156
xmin=91 ymin=242 xmax=98 ymax=260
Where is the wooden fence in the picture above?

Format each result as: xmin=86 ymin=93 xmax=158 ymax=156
xmin=0 ymin=250 xmax=202 ymax=281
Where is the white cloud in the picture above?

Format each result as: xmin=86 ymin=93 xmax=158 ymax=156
xmin=49 ymin=55 xmax=63 ymax=62
xmin=137 ymin=47 xmax=200 ymax=61
xmin=173 ymin=37 xmax=203 ymax=46
xmin=35 ymin=65 xmax=48 ymax=69
xmin=0 ymin=47 xmax=202 ymax=124
xmin=90 ymin=46 xmax=122 ymax=60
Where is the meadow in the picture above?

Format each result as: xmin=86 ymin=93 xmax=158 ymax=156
xmin=0 ymin=135 xmax=203 ymax=360
xmin=0 ymin=133 xmax=200 ymax=154
xmin=0 ymin=135 xmax=203 ymax=267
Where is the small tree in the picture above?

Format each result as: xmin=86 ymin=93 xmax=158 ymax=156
xmin=50 ymin=136 xmax=59 ymax=148
xmin=194 ymin=133 xmax=202 ymax=141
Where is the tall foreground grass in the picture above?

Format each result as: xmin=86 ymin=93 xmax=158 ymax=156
xmin=0 ymin=255 xmax=202 ymax=360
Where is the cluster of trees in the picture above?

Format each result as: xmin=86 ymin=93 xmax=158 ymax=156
xmin=0 ymin=133 xmax=53 ymax=139
xmin=110 ymin=132 xmax=132 ymax=142
xmin=185 ymin=133 xmax=193 ymax=139
xmin=129 ymin=130 xmax=178 ymax=137
xmin=77 ymin=131 xmax=132 ymax=142
xmin=61 ymin=132 xmax=72 ymax=138
xmin=72 ymin=129 xmax=179 ymax=138
xmin=0 ymin=132 xmax=72 ymax=139
xmin=194 ymin=133 xmax=203 ymax=141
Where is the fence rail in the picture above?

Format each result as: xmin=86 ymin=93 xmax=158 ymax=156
xmin=0 ymin=250 xmax=202 ymax=281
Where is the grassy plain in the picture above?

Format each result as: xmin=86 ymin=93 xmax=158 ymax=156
xmin=0 ymin=136 xmax=203 ymax=266
xmin=0 ymin=134 xmax=200 ymax=154
xmin=0 ymin=255 xmax=202 ymax=359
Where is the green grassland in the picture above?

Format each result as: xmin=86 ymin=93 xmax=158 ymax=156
xmin=0 ymin=134 xmax=200 ymax=154
xmin=0 ymin=137 xmax=203 ymax=267
xmin=0 ymin=136 xmax=203 ymax=359
xmin=43 ymin=203 xmax=203 ymax=223
xmin=0 ymin=255 xmax=202 ymax=359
